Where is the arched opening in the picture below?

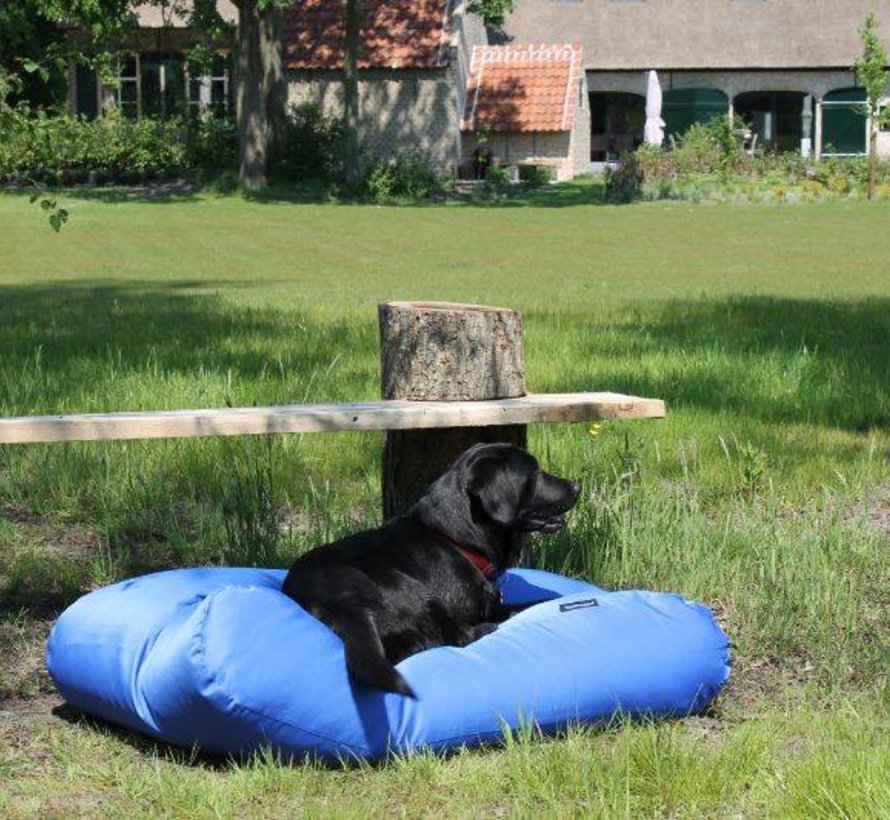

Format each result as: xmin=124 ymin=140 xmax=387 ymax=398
xmin=589 ymin=92 xmax=645 ymax=160
xmin=822 ymin=87 xmax=867 ymax=157
xmin=734 ymin=91 xmax=808 ymax=153
xmin=662 ymin=88 xmax=728 ymax=140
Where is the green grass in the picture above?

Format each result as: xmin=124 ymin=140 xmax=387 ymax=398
xmin=1 ymin=187 xmax=889 ymax=816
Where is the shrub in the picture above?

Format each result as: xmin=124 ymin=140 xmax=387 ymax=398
xmin=269 ymin=103 xmax=344 ymax=184
xmin=0 ymin=108 xmax=238 ymax=184
xmin=518 ymin=164 xmax=555 ymax=185
xmin=359 ymin=152 xmax=444 ymax=202
xmin=485 ymin=164 xmax=509 ymax=184
xmin=185 ymin=115 xmax=238 ymax=172
xmin=604 ymin=152 xmax=643 ymax=203
xmin=612 ymin=113 xmax=890 ymax=203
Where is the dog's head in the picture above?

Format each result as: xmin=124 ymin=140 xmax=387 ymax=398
xmin=416 ymin=443 xmax=581 ymax=568
xmin=459 ymin=443 xmax=581 ymax=535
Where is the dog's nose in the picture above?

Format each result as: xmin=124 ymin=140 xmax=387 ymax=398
xmin=570 ymin=480 xmax=582 ymax=498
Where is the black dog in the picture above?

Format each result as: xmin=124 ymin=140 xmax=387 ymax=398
xmin=282 ymin=443 xmax=580 ymax=698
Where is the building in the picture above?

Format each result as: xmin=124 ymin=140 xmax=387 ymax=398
xmin=501 ymin=0 xmax=890 ymax=160
xmin=65 ymin=0 xmax=890 ymax=174
xmin=67 ymin=2 xmax=238 ymax=120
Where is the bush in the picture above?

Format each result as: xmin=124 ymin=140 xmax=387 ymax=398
xmin=185 ymin=115 xmax=238 ymax=173
xmin=518 ymin=164 xmax=555 ymax=185
xmin=485 ymin=164 xmax=509 ymax=184
xmin=604 ymin=152 xmax=643 ymax=203
xmin=0 ymin=107 xmax=238 ymax=184
xmin=269 ymin=103 xmax=344 ymax=184
xmin=359 ymin=152 xmax=443 ymax=203
xmin=613 ymin=114 xmax=890 ymax=203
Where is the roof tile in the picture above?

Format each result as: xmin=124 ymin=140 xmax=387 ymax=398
xmin=284 ymin=0 xmax=453 ymax=70
xmin=462 ymin=43 xmax=583 ymax=133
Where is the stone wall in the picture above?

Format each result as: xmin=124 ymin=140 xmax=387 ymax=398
xmin=287 ymin=68 xmax=461 ymax=174
xmin=461 ymin=132 xmax=578 ymax=180
xmin=570 ymin=73 xmax=592 ymax=177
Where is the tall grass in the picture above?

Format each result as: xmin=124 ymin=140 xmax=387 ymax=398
xmin=1 ymin=191 xmax=889 ymax=812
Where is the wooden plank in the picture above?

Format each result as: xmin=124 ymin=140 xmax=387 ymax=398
xmin=0 ymin=392 xmax=665 ymax=445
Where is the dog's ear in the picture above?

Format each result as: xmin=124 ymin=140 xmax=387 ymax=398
xmin=466 ymin=456 xmax=520 ymax=529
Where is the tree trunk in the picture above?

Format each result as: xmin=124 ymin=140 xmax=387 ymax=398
xmin=868 ymin=123 xmax=877 ymax=200
xmin=379 ymin=301 xmax=527 ymax=519
xmin=343 ymin=0 xmax=362 ymax=187
xmin=236 ymin=0 xmax=267 ymax=189
xmin=261 ymin=4 xmax=287 ymax=162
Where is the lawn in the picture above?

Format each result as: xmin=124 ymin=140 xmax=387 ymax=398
xmin=1 ymin=187 xmax=889 ymax=817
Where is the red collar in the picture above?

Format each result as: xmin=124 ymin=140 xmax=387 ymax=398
xmin=437 ymin=532 xmax=499 ymax=580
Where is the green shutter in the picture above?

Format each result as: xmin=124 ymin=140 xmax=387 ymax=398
xmin=75 ymin=65 xmax=98 ymax=119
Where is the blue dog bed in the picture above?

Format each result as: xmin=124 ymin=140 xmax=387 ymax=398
xmin=46 ymin=567 xmax=730 ymax=761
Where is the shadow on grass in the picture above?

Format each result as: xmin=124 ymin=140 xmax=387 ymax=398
xmin=447 ymin=178 xmax=608 ymax=209
xmin=530 ymin=295 xmax=890 ymax=433
xmin=4 ymin=181 xmax=206 ymax=206
xmin=0 ymin=279 xmax=377 ymax=414
xmin=6 ymin=177 xmax=609 ymax=209
xmin=242 ymin=178 xmax=609 ymax=209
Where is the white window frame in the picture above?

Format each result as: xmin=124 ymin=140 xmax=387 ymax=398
xmin=187 ymin=56 xmax=231 ymax=116
xmin=113 ymin=53 xmax=141 ymax=118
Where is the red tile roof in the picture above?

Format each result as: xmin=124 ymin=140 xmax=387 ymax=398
xmin=462 ymin=44 xmax=583 ymax=133
xmin=283 ymin=0 xmax=453 ymax=70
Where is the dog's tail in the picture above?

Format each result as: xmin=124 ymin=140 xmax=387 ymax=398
xmin=334 ymin=611 xmax=416 ymax=699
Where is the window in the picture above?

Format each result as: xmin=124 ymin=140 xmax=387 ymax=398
xmin=141 ymin=54 xmax=187 ymax=117
xmin=100 ymin=51 xmax=230 ymax=120
xmin=662 ymin=88 xmax=728 ymax=139
xmin=115 ymin=54 xmax=140 ymax=118
xmin=188 ymin=53 xmax=231 ymax=116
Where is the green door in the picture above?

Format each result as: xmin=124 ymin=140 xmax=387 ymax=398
xmin=822 ymin=88 xmax=867 ymax=156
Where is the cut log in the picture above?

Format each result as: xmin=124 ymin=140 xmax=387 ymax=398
xmin=379 ymin=301 xmax=528 ymax=518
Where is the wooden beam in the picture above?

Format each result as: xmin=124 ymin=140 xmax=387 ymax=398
xmin=0 ymin=393 xmax=664 ymax=445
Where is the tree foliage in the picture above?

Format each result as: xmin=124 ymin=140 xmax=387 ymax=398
xmin=467 ymin=0 xmax=515 ymax=29
xmin=853 ymin=12 xmax=890 ymax=200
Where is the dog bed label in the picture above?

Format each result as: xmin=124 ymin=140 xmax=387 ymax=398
xmin=558 ymin=597 xmax=599 ymax=612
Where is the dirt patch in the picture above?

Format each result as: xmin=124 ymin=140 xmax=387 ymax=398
xmin=1 ymin=505 xmax=100 ymax=566
xmin=0 ymin=613 xmax=55 ymax=700
xmin=845 ymin=484 xmax=890 ymax=541
xmin=0 ymin=692 xmax=64 ymax=722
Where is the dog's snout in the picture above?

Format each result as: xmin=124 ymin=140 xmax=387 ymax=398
xmin=570 ymin=480 xmax=582 ymax=498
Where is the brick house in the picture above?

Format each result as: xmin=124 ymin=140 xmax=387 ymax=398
xmin=461 ymin=44 xmax=590 ymax=181
xmin=282 ymin=0 xmax=473 ymax=174
xmin=283 ymin=1 xmax=588 ymax=178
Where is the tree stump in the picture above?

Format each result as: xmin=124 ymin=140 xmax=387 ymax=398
xmin=380 ymin=301 xmax=527 ymax=519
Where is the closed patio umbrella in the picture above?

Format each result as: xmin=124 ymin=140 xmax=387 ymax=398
xmin=644 ymin=69 xmax=665 ymax=146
